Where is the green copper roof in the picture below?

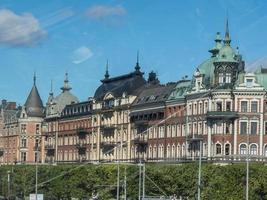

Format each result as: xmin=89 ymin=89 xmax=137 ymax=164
xmin=167 ymin=80 xmax=191 ymax=100
xmin=198 ymin=56 xmax=217 ymax=87
xmin=215 ymin=45 xmax=238 ymax=63
xmin=255 ymin=68 xmax=267 ymax=90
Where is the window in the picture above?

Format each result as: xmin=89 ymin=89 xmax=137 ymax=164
xmin=246 ymin=78 xmax=253 ymax=87
xmin=265 ymin=122 xmax=267 ymax=135
xmin=250 ymin=144 xmax=257 ymax=155
xmin=225 ymin=144 xmax=230 ymax=155
xmin=250 ymin=122 xmax=257 ymax=135
xmin=251 ymin=101 xmax=258 ymax=113
xmin=240 ymin=122 xmax=247 ymax=135
xmin=216 ymin=144 xmax=221 ymax=155
xmin=21 ymin=124 xmax=26 ymax=133
xmin=226 ymin=102 xmax=231 ymax=111
xmin=240 ymin=144 xmax=247 ymax=155
xmin=35 ymin=152 xmax=39 ymax=162
xmin=219 ymin=73 xmax=224 ymax=84
xmin=226 ymin=123 xmax=230 ymax=134
xmin=21 ymin=152 xmax=27 ymax=162
xmin=36 ymin=124 xmax=40 ymax=134
xmin=216 ymin=102 xmax=222 ymax=111
xmin=241 ymin=101 xmax=248 ymax=112
xmin=225 ymin=73 xmax=231 ymax=83
xmin=265 ymin=146 xmax=267 ymax=157
xmin=21 ymin=139 xmax=27 ymax=148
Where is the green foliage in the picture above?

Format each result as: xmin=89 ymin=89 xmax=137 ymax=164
xmin=1 ymin=163 xmax=267 ymax=199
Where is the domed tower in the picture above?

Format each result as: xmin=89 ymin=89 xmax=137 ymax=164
xmin=213 ymin=19 xmax=241 ymax=88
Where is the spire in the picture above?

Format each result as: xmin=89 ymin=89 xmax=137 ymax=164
xmin=104 ymin=59 xmax=110 ymax=79
xmin=33 ymin=71 xmax=36 ymax=85
xmin=135 ymin=51 xmax=141 ymax=72
xmin=61 ymin=72 xmax=72 ymax=92
xmin=24 ymin=75 xmax=44 ymax=117
xmin=49 ymin=79 xmax=53 ymax=96
xmin=224 ymin=18 xmax=231 ymax=45
xmin=209 ymin=32 xmax=222 ymax=57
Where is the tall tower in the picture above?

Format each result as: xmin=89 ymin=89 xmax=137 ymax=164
xmin=213 ymin=19 xmax=240 ymax=88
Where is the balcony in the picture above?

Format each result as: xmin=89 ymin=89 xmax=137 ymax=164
xmin=77 ymin=128 xmax=90 ymax=139
xmin=206 ymin=111 xmax=238 ymax=120
xmin=187 ymin=135 xmax=203 ymax=151
xmin=102 ymin=125 xmax=116 ymax=135
xmin=34 ymin=146 xmax=41 ymax=151
xmin=133 ymin=137 xmax=148 ymax=146
xmin=46 ymin=149 xmax=55 ymax=156
xmin=101 ymin=141 xmax=116 ymax=147
xmin=76 ymin=143 xmax=87 ymax=155
xmin=45 ymin=144 xmax=55 ymax=150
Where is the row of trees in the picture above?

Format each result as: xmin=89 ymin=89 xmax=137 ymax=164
xmin=0 ymin=163 xmax=267 ymax=199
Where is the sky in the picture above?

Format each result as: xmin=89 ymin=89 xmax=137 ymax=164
xmin=1 ymin=0 xmax=267 ymax=105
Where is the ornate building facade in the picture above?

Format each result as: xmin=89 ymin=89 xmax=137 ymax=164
xmin=1 ymin=21 xmax=267 ymax=165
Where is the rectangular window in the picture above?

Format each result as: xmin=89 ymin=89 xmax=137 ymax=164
xmin=226 ymin=102 xmax=231 ymax=111
xmin=216 ymin=102 xmax=222 ymax=111
xmin=240 ymin=122 xmax=247 ymax=135
xmin=251 ymin=101 xmax=258 ymax=113
xmin=225 ymin=73 xmax=231 ymax=83
xmin=226 ymin=122 xmax=230 ymax=134
xmin=219 ymin=73 xmax=224 ymax=84
xmin=250 ymin=122 xmax=257 ymax=135
xmin=36 ymin=124 xmax=40 ymax=134
xmin=241 ymin=101 xmax=248 ymax=112
xmin=21 ymin=152 xmax=26 ymax=162
xmin=21 ymin=124 xmax=26 ymax=133
xmin=21 ymin=139 xmax=27 ymax=148
xmin=265 ymin=122 xmax=267 ymax=135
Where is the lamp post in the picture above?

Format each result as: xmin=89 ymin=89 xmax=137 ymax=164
xmin=7 ymin=170 xmax=10 ymax=200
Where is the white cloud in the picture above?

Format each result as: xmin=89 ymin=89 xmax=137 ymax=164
xmin=86 ymin=5 xmax=126 ymax=20
xmin=0 ymin=9 xmax=46 ymax=46
xmin=71 ymin=46 xmax=93 ymax=64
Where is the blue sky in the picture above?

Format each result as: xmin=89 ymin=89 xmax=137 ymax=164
xmin=1 ymin=0 xmax=267 ymax=105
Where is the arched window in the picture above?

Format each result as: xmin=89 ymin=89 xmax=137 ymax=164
xmin=250 ymin=144 xmax=257 ymax=155
xmin=240 ymin=144 xmax=247 ymax=155
xmin=225 ymin=144 xmax=230 ymax=155
xmin=216 ymin=143 xmax=222 ymax=155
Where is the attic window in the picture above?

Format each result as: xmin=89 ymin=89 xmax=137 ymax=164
xmin=222 ymin=54 xmax=226 ymax=58
xmin=246 ymin=78 xmax=253 ymax=87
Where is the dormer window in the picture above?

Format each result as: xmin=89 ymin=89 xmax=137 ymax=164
xmin=225 ymin=73 xmax=231 ymax=83
xmin=219 ymin=73 xmax=224 ymax=84
xmin=246 ymin=78 xmax=253 ymax=87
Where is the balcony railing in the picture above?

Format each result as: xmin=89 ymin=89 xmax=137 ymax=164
xmin=76 ymin=143 xmax=87 ymax=155
xmin=102 ymin=125 xmax=116 ymax=135
xmin=45 ymin=144 xmax=55 ymax=150
xmin=77 ymin=128 xmax=91 ymax=139
xmin=206 ymin=111 xmax=238 ymax=120
xmin=133 ymin=137 xmax=148 ymax=145
xmin=34 ymin=146 xmax=41 ymax=151
xmin=101 ymin=141 xmax=116 ymax=147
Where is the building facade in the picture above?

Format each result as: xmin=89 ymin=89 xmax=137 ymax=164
xmin=2 ymin=21 xmax=267 ymax=165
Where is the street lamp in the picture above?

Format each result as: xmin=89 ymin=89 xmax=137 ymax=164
xmin=7 ymin=170 xmax=10 ymax=200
